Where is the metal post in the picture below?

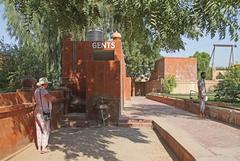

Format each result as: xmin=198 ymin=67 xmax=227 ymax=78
xmin=210 ymin=44 xmax=237 ymax=69
xmin=210 ymin=46 xmax=216 ymax=68
xmin=229 ymin=46 xmax=233 ymax=67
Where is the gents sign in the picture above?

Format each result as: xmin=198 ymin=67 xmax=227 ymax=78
xmin=92 ymin=41 xmax=115 ymax=50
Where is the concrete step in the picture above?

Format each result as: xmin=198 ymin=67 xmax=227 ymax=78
xmin=63 ymin=113 xmax=87 ymax=121
xmin=60 ymin=113 xmax=89 ymax=127
xmin=60 ymin=120 xmax=89 ymax=128
xmin=117 ymin=118 xmax=152 ymax=128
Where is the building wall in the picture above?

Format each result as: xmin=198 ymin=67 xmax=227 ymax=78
xmin=135 ymin=82 xmax=146 ymax=96
xmin=146 ymin=80 xmax=218 ymax=94
xmin=85 ymin=61 xmax=121 ymax=122
xmin=150 ymin=59 xmax=164 ymax=80
xmin=172 ymin=80 xmax=219 ymax=94
xmin=146 ymin=80 xmax=161 ymax=94
xmin=164 ymin=57 xmax=197 ymax=81
xmin=211 ymin=68 xmax=227 ymax=80
xmin=125 ymin=77 xmax=132 ymax=100
xmin=172 ymin=81 xmax=197 ymax=94
xmin=61 ymin=35 xmax=128 ymax=122
xmin=147 ymin=57 xmax=198 ymax=94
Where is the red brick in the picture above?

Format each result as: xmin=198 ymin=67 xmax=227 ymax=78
xmin=61 ymin=35 xmax=131 ymax=122
xmin=0 ymin=90 xmax=65 ymax=160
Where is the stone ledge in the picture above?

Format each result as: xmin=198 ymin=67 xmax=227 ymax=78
xmin=117 ymin=117 xmax=198 ymax=161
xmin=147 ymin=95 xmax=240 ymax=127
xmin=152 ymin=119 xmax=239 ymax=161
xmin=152 ymin=121 xmax=196 ymax=161
xmin=117 ymin=118 xmax=153 ymax=128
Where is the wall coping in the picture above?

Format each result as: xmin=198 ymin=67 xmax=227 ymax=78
xmin=147 ymin=95 xmax=240 ymax=127
xmin=147 ymin=94 xmax=240 ymax=111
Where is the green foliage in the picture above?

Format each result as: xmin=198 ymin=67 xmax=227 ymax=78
xmin=214 ymin=65 xmax=240 ymax=103
xmin=1 ymin=1 xmax=62 ymax=89
xmin=1 ymin=0 xmax=240 ymax=88
xmin=0 ymin=39 xmax=18 ymax=91
xmin=162 ymin=75 xmax=177 ymax=94
xmin=8 ymin=47 xmax=46 ymax=87
xmin=193 ymin=51 xmax=211 ymax=79
xmin=7 ymin=0 xmax=240 ymax=41
xmin=192 ymin=0 xmax=240 ymax=41
xmin=0 ymin=39 xmax=46 ymax=91
xmin=124 ymin=41 xmax=160 ymax=78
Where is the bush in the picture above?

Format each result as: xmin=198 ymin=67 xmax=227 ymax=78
xmin=162 ymin=75 xmax=177 ymax=94
xmin=214 ymin=65 xmax=240 ymax=103
xmin=193 ymin=51 xmax=212 ymax=80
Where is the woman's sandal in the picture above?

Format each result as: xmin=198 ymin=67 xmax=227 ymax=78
xmin=40 ymin=149 xmax=49 ymax=154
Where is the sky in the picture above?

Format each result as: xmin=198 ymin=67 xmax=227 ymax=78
xmin=0 ymin=4 xmax=17 ymax=45
xmin=161 ymin=36 xmax=240 ymax=67
xmin=0 ymin=4 xmax=240 ymax=67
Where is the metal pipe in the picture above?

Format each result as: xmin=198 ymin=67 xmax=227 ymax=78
xmin=210 ymin=46 xmax=215 ymax=68
xmin=213 ymin=44 xmax=237 ymax=48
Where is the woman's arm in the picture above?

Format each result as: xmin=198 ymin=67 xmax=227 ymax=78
xmin=44 ymin=93 xmax=56 ymax=102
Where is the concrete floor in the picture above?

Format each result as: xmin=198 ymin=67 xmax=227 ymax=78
xmin=4 ymin=127 xmax=177 ymax=161
xmin=123 ymin=97 xmax=240 ymax=161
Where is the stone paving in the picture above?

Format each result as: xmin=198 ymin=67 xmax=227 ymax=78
xmin=3 ymin=127 xmax=177 ymax=161
xmin=123 ymin=97 xmax=240 ymax=161
xmin=3 ymin=96 xmax=240 ymax=161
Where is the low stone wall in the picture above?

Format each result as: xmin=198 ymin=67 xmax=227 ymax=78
xmin=0 ymin=90 xmax=65 ymax=160
xmin=147 ymin=95 xmax=240 ymax=127
xmin=152 ymin=122 xmax=195 ymax=161
xmin=147 ymin=95 xmax=200 ymax=114
xmin=146 ymin=80 xmax=219 ymax=94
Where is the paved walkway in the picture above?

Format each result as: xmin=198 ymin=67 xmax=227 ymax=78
xmin=123 ymin=97 xmax=240 ymax=161
xmin=3 ymin=127 xmax=176 ymax=161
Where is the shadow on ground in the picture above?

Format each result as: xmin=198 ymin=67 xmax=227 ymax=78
xmin=48 ymin=127 xmax=150 ymax=161
xmin=124 ymin=103 xmax=200 ymax=120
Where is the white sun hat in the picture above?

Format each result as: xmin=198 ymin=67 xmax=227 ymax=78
xmin=36 ymin=77 xmax=51 ymax=86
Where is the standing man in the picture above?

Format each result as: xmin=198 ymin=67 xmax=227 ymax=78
xmin=197 ymin=72 xmax=207 ymax=118
xmin=34 ymin=77 xmax=56 ymax=154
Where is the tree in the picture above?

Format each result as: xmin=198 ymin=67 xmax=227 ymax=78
xmin=0 ymin=39 xmax=18 ymax=91
xmin=1 ymin=0 xmax=240 ymax=86
xmin=214 ymin=65 xmax=240 ymax=103
xmin=2 ymin=1 xmax=62 ymax=87
xmin=8 ymin=0 xmax=240 ymax=42
xmin=193 ymin=51 xmax=211 ymax=79
xmin=0 ymin=39 xmax=46 ymax=91
xmin=124 ymin=40 xmax=160 ymax=79
xmin=162 ymin=75 xmax=177 ymax=94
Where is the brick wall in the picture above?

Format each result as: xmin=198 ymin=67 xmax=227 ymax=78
xmin=135 ymin=82 xmax=146 ymax=96
xmin=150 ymin=57 xmax=197 ymax=81
xmin=147 ymin=95 xmax=240 ymax=127
xmin=125 ymin=77 xmax=132 ymax=100
xmin=147 ymin=57 xmax=198 ymax=94
xmin=145 ymin=80 xmax=161 ymax=94
xmin=61 ymin=34 xmax=129 ymax=122
xmin=85 ymin=61 xmax=121 ymax=122
xmin=146 ymin=80 xmax=218 ymax=94
xmin=164 ymin=57 xmax=197 ymax=81
xmin=0 ymin=90 xmax=65 ymax=160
